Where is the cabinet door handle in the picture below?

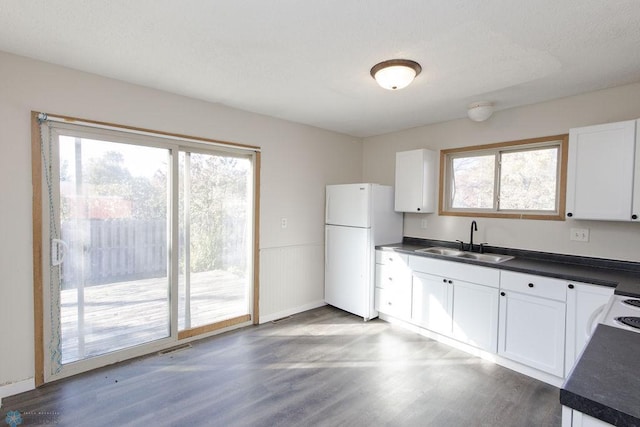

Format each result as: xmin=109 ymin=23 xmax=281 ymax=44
xmin=567 ymin=212 xmax=573 ymax=217
xmin=528 ymin=283 xmax=534 ymax=288
xmin=500 ymin=292 xmax=506 ymax=296
xmin=568 ymin=284 xmax=574 ymax=289
xmin=448 ymin=280 xmax=453 ymax=284
xmin=632 ymin=214 xmax=638 ymax=220
xmin=442 ymin=278 xmax=447 ymax=283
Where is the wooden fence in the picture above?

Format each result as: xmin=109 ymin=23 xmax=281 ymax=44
xmin=61 ymin=219 xmax=167 ymax=288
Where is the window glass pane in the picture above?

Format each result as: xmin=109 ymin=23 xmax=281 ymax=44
xmin=178 ymin=151 xmax=252 ymax=330
xmin=499 ymin=147 xmax=558 ymax=210
xmin=451 ymin=155 xmax=495 ymax=209
xmin=58 ymin=136 xmax=169 ymax=364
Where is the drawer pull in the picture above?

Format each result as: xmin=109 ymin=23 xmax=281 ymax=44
xmin=528 ymin=283 xmax=534 ymax=288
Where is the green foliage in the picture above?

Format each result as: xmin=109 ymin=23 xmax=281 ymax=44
xmin=184 ymin=153 xmax=249 ymax=274
xmin=84 ymin=150 xmax=167 ymax=220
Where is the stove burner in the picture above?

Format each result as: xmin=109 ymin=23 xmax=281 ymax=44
xmin=615 ymin=316 xmax=640 ymax=330
xmin=622 ymin=299 xmax=640 ymax=308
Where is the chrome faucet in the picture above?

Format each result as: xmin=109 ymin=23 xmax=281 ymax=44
xmin=470 ymin=220 xmax=478 ymax=252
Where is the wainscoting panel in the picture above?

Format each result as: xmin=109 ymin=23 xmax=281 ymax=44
xmin=259 ymin=244 xmax=325 ymax=323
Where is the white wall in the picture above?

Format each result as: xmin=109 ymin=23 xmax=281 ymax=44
xmin=0 ymin=51 xmax=362 ymax=390
xmin=363 ymin=83 xmax=640 ymax=262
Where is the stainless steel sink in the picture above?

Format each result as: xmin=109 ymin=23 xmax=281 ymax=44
xmin=414 ymin=246 xmax=514 ymax=263
xmin=457 ymin=252 xmax=514 ymax=263
xmin=415 ymin=247 xmax=465 ymax=256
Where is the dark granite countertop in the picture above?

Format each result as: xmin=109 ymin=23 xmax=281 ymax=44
xmin=560 ymin=325 xmax=640 ymax=426
xmin=378 ymin=238 xmax=640 ymax=425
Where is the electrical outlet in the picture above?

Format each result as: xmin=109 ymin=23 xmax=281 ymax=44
xmin=281 ymin=218 xmax=288 ymax=229
xmin=421 ymin=219 xmax=428 ymax=229
xmin=570 ymin=228 xmax=589 ymax=242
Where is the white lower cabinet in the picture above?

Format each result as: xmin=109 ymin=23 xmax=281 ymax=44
xmin=499 ymin=271 xmax=567 ymax=378
xmin=411 ymin=272 xmax=454 ymax=335
xmin=563 ymin=406 xmax=613 ymax=427
xmin=565 ymin=282 xmax=614 ymax=374
xmin=411 ymin=272 xmax=499 ymax=352
xmin=409 ymin=256 xmax=500 ymax=352
xmin=375 ymin=286 xmax=412 ymax=320
xmin=375 ymin=251 xmax=412 ymax=320
xmin=374 ymin=250 xmax=615 ymax=386
xmin=452 ymin=280 xmax=499 ymax=352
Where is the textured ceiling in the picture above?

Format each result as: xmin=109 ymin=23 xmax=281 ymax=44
xmin=1 ymin=1 xmax=640 ymax=137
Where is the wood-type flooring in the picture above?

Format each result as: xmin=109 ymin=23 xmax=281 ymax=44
xmin=1 ymin=306 xmax=561 ymax=426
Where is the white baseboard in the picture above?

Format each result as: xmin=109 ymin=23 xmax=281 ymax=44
xmin=260 ymin=300 xmax=327 ymax=324
xmin=0 ymin=378 xmax=35 ymax=408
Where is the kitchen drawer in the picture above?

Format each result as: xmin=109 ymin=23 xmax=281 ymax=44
xmin=376 ymin=250 xmax=409 ymax=266
xmin=375 ymin=286 xmax=412 ymax=319
xmin=500 ymin=270 xmax=567 ymax=302
xmin=375 ymin=264 xmax=412 ymax=289
xmin=408 ymin=255 xmax=500 ymax=288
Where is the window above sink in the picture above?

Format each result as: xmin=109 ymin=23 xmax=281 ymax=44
xmin=439 ymin=134 xmax=568 ymax=221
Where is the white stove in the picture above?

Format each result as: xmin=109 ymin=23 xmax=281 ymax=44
xmin=601 ymin=295 xmax=640 ymax=333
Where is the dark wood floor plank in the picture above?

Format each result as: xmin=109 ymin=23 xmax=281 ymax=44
xmin=2 ymin=306 xmax=561 ymax=426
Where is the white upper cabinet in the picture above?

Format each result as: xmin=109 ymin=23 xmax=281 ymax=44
xmin=394 ymin=149 xmax=436 ymax=213
xmin=566 ymin=119 xmax=640 ymax=221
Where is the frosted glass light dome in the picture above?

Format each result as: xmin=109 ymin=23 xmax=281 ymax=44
xmin=370 ymin=59 xmax=422 ymax=90
xmin=467 ymin=102 xmax=494 ymax=122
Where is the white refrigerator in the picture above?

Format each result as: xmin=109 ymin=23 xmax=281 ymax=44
xmin=325 ymin=183 xmax=403 ymax=320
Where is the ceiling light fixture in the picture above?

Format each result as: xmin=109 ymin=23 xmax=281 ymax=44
xmin=370 ymin=59 xmax=422 ymax=90
xmin=467 ymin=102 xmax=494 ymax=122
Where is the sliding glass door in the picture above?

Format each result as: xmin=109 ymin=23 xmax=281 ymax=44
xmin=37 ymin=118 xmax=256 ymax=382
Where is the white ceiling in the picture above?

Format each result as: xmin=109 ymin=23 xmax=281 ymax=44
xmin=2 ymin=1 xmax=640 ymax=137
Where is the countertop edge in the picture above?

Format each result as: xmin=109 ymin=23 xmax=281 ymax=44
xmin=559 ymin=389 xmax=640 ymax=426
xmin=560 ymin=325 xmax=640 ymax=425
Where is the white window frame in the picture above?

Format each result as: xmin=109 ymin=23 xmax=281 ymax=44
xmin=439 ymin=135 xmax=568 ymax=220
